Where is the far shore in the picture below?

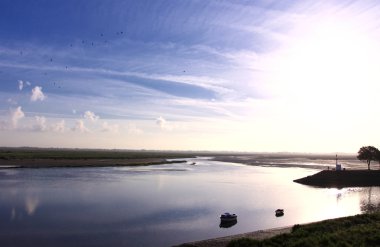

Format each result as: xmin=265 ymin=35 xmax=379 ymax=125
xmin=0 ymin=147 xmax=198 ymax=168
xmin=0 ymin=158 xmax=187 ymax=168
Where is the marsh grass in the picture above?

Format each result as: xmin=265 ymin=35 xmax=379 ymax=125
xmin=0 ymin=147 xmax=197 ymax=160
xmin=228 ymin=213 xmax=380 ymax=247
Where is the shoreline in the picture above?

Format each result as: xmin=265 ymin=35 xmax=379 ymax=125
xmin=176 ymin=226 xmax=292 ymax=247
xmin=0 ymin=158 xmax=187 ymax=168
xmin=294 ymin=169 xmax=380 ymax=187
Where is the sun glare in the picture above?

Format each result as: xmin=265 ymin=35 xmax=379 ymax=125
xmin=269 ymin=13 xmax=380 ymax=124
xmin=278 ymin=17 xmax=380 ymax=101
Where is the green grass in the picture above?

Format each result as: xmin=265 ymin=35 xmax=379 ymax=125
xmin=228 ymin=213 xmax=380 ymax=247
xmin=0 ymin=147 xmax=199 ymax=160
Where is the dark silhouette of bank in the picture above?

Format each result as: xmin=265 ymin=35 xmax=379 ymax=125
xmin=295 ymin=147 xmax=380 ymax=188
xmin=294 ymin=170 xmax=380 ymax=188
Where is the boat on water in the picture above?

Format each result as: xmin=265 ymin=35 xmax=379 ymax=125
xmin=219 ymin=219 xmax=237 ymax=228
xmin=220 ymin=212 xmax=237 ymax=222
xmin=275 ymin=209 xmax=284 ymax=217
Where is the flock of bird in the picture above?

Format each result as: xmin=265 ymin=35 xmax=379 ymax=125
xmin=17 ymin=31 xmax=127 ymax=90
xmin=15 ymin=30 xmax=187 ymax=91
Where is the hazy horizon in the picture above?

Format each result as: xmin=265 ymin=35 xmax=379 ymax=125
xmin=1 ymin=1 xmax=380 ymax=153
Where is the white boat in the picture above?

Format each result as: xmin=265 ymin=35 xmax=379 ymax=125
xmin=220 ymin=212 xmax=237 ymax=222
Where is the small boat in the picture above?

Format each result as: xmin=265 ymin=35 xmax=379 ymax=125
xmin=219 ymin=219 xmax=237 ymax=228
xmin=275 ymin=209 xmax=284 ymax=217
xmin=220 ymin=212 xmax=237 ymax=222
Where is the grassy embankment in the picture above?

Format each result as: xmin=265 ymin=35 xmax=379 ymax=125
xmin=293 ymin=170 xmax=380 ymax=187
xmin=228 ymin=212 xmax=380 ymax=247
xmin=0 ymin=147 xmax=202 ymax=168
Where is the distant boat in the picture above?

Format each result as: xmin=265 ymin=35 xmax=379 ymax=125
xmin=190 ymin=162 xmax=196 ymax=165
xmin=275 ymin=209 xmax=284 ymax=217
xmin=220 ymin=212 xmax=237 ymax=222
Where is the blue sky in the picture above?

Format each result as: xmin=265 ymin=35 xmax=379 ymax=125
xmin=1 ymin=0 xmax=380 ymax=152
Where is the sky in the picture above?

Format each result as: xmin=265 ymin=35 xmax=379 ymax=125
xmin=1 ymin=0 xmax=380 ymax=153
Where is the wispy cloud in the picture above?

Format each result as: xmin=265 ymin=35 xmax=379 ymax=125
xmin=156 ymin=116 xmax=168 ymax=130
xmin=101 ymin=121 xmax=119 ymax=133
xmin=18 ymin=80 xmax=23 ymax=91
xmin=18 ymin=80 xmax=31 ymax=91
xmin=33 ymin=116 xmax=47 ymax=131
xmin=71 ymin=119 xmax=90 ymax=133
xmin=51 ymin=120 xmax=65 ymax=133
xmin=84 ymin=111 xmax=99 ymax=122
xmin=126 ymin=123 xmax=143 ymax=135
xmin=11 ymin=106 xmax=24 ymax=128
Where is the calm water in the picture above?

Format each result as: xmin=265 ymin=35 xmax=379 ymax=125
xmin=0 ymin=157 xmax=379 ymax=247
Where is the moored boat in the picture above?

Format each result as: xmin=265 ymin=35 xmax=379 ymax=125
xmin=275 ymin=209 xmax=284 ymax=217
xmin=219 ymin=219 xmax=237 ymax=228
xmin=220 ymin=212 xmax=237 ymax=221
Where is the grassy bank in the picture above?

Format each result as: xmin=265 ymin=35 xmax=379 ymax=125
xmin=228 ymin=212 xmax=380 ymax=247
xmin=0 ymin=147 xmax=199 ymax=168
xmin=0 ymin=147 xmax=199 ymax=160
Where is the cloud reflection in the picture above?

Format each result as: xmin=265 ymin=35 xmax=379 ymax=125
xmin=11 ymin=207 xmax=16 ymax=220
xmin=25 ymin=195 xmax=40 ymax=216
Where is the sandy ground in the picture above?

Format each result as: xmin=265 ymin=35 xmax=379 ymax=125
xmin=0 ymin=158 xmax=185 ymax=168
xmin=176 ymin=226 xmax=292 ymax=247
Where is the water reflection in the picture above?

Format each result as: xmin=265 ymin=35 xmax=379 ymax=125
xmin=0 ymin=158 xmax=379 ymax=247
xmin=360 ymin=187 xmax=380 ymax=213
xmin=220 ymin=220 xmax=237 ymax=228
xmin=25 ymin=194 xmax=39 ymax=215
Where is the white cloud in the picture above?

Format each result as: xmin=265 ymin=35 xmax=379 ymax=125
xmin=33 ymin=116 xmax=47 ymax=131
xmin=51 ymin=120 xmax=65 ymax=133
xmin=101 ymin=121 xmax=119 ymax=133
xmin=156 ymin=116 xmax=173 ymax=131
xmin=71 ymin=119 xmax=90 ymax=133
xmin=156 ymin=116 xmax=166 ymax=128
xmin=17 ymin=80 xmax=31 ymax=91
xmin=18 ymin=80 xmax=23 ymax=91
xmin=31 ymin=86 xmax=46 ymax=102
xmin=127 ymin=123 xmax=143 ymax=135
xmin=84 ymin=111 xmax=99 ymax=122
xmin=11 ymin=106 xmax=25 ymax=128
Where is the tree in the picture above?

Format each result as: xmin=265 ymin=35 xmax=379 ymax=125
xmin=357 ymin=146 xmax=380 ymax=170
